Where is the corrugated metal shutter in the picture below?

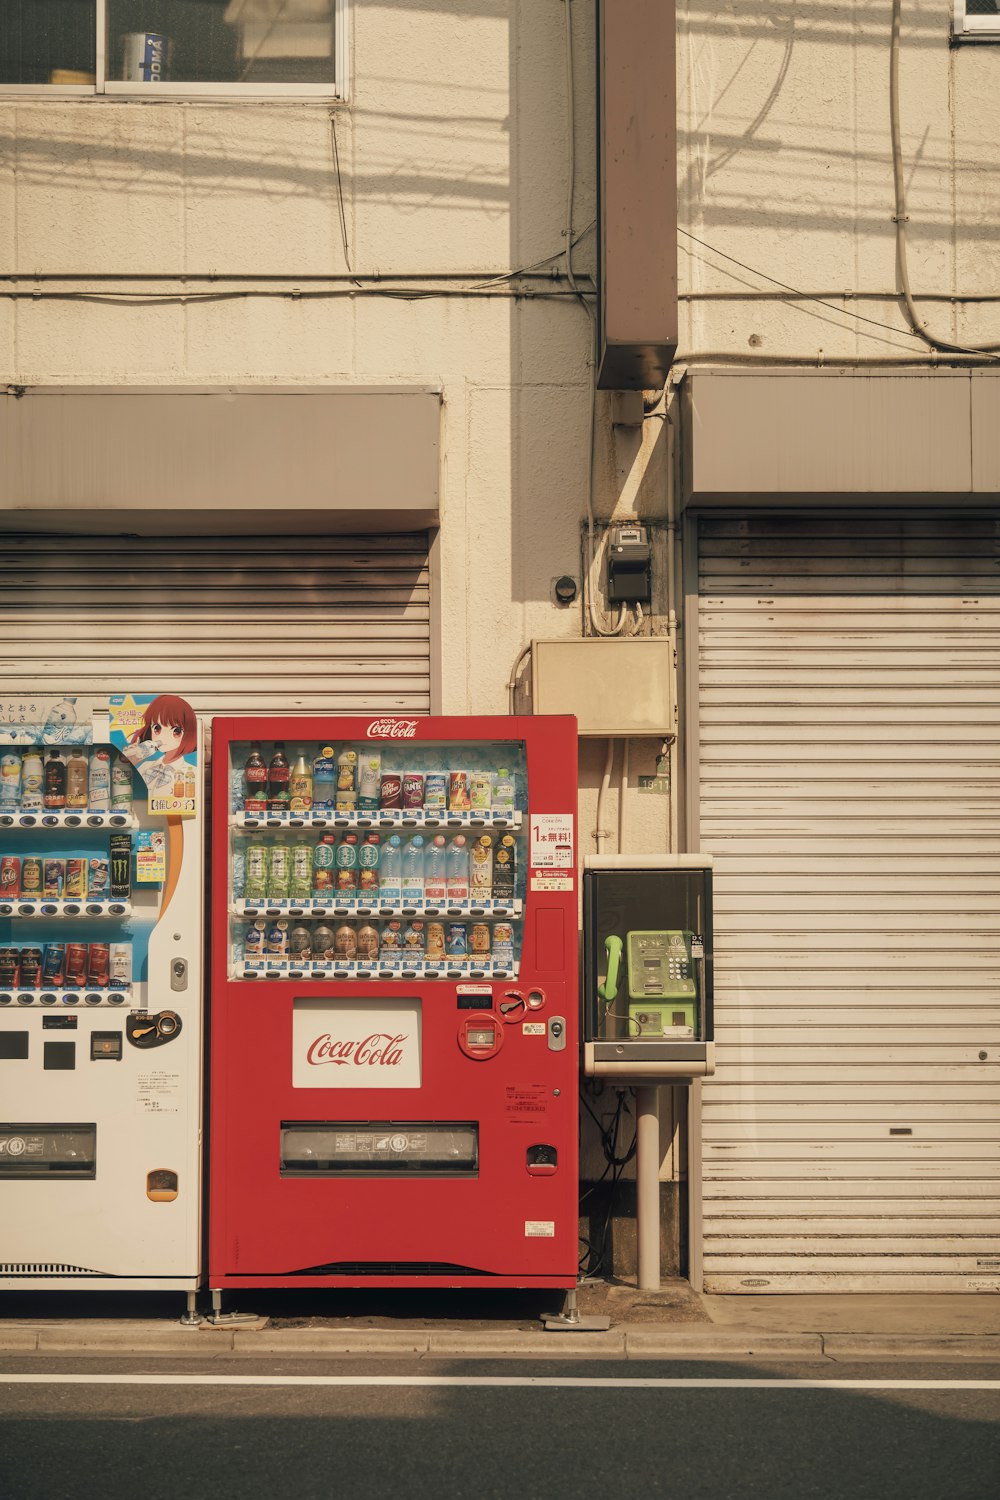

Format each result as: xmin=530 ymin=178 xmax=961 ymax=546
xmin=696 ymin=514 xmax=1000 ymax=1292
xmin=0 ymin=532 xmax=431 ymax=720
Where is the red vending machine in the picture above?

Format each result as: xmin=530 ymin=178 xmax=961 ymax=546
xmin=209 ymin=714 xmax=578 ymax=1293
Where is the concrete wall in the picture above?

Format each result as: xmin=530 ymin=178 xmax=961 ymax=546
xmin=676 ymin=0 xmax=1000 ymax=363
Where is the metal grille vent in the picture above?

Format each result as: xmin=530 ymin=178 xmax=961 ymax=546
xmin=287 ymin=1261 xmax=497 ymax=1277
xmin=0 ymin=1263 xmax=108 ymax=1276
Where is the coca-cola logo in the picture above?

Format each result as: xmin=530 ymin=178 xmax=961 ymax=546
xmin=306 ymin=1032 xmax=408 ymax=1067
xmin=366 ymin=719 xmax=418 ymax=739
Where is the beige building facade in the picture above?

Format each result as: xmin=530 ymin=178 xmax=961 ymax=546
xmin=1 ymin=1 xmax=997 ymax=1290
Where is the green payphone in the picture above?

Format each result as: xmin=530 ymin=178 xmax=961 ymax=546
xmin=583 ymin=856 xmax=714 ymax=1079
xmin=598 ymin=929 xmax=699 ymax=1038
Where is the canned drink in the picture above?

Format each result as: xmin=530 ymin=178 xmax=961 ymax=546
xmin=289 ymin=842 xmax=313 ymax=902
xmin=0 ymin=947 xmax=20 ymax=986
xmin=266 ymin=919 xmax=289 ymax=957
xmin=87 ymin=858 xmax=110 ymax=899
xmin=109 ymin=942 xmax=132 ymax=989
xmin=288 ymin=924 xmax=312 ymax=961
xmin=312 ymin=923 xmax=335 ymax=959
xmin=0 ymin=855 xmax=21 ymax=900
xmin=334 ymin=922 xmax=357 ymax=960
xmin=335 ymin=749 xmax=358 ymax=810
xmin=469 ymin=772 xmax=492 ymax=811
xmin=109 ymin=832 xmax=131 ymax=901
xmin=446 ymin=923 xmax=468 ymax=957
xmin=403 ymin=920 xmax=425 ymax=953
xmin=87 ymin=943 xmax=110 ymax=987
xmin=19 ymin=947 xmax=43 ymax=987
xmin=65 ymin=941 xmax=89 ymax=987
xmin=43 ymin=859 xmax=66 ymax=899
xmin=244 ymin=844 xmax=269 ymax=902
xmin=42 ymin=943 xmax=66 ymax=986
xmin=356 ymin=922 xmax=380 ymax=961
xmin=21 ymin=857 xmax=42 ymax=898
xmin=425 ymin=921 xmax=446 ymax=959
xmin=402 ymin=772 xmax=424 ymax=810
xmin=358 ymin=752 xmax=382 ymax=811
xmin=65 ymin=858 xmax=88 ymax=900
xmin=267 ymin=844 xmax=290 ymax=900
xmin=469 ymin=922 xmax=491 ymax=956
xmin=380 ymin=774 xmax=402 ymax=809
xmin=423 ymin=773 xmax=447 ymax=811
xmin=492 ymin=922 xmax=515 ymax=962
xmin=121 ymin=31 xmax=171 ymax=82
xmin=449 ymin=771 xmax=471 ymax=812
xmin=244 ymin=919 xmax=267 ymax=958
xmin=380 ymin=919 xmax=403 ymax=953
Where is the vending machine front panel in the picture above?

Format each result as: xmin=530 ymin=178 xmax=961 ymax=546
xmin=0 ymin=695 xmax=204 ymax=1291
xmin=209 ymin=715 xmax=578 ymax=1289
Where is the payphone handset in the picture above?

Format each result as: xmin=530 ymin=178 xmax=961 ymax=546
xmin=598 ymin=930 xmax=699 ymax=1039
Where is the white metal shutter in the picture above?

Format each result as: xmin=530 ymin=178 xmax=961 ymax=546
xmin=0 ymin=532 xmax=431 ymax=719
xmin=696 ymin=514 xmax=1000 ymax=1292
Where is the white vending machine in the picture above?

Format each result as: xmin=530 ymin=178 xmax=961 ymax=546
xmin=0 ymin=693 xmax=203 ymax=1310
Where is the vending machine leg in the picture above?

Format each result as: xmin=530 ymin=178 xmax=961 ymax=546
xmin=207 ymin=1288 xmax=261 ymax=1327
xmin=543 ymin=1287 xmax=611 ymax=1333
xmin=180 ymin=1290 xmax=203 ymax=1327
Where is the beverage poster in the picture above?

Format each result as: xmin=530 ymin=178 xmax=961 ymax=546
xmin=0 ymin=695 xmax=92 ymax=746
xmin=106 ymin=693 xmax=198 ymax=819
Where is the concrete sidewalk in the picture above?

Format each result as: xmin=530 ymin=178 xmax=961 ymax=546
xmin=1 ymin=1282 xmax=999 ymax=1360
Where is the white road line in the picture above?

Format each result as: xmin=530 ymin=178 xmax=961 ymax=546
xmin=0 ymin=1375 xmax=998 ymax=1391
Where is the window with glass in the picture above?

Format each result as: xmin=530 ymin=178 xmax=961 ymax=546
xmin=0 ymin=0 xmax=346 ymax=94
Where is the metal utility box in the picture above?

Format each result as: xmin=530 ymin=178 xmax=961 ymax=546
xmin=531 ymin=639 xmax=674 ymax=736
xmin=582 ymin=855 xmax=714 ymax=1079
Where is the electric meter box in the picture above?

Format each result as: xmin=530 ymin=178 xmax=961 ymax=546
xmin=582 ymin=855 xmax=714 ymax=1079
xmin=531 ymin=639 xmax=674 ymax=736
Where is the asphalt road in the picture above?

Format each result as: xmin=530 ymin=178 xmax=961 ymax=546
xmin=1 ymin=1356 xmax=998 ymax=1500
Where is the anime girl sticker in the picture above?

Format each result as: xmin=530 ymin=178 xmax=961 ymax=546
xmin=107 ymin=692 xmax=199 ymax=817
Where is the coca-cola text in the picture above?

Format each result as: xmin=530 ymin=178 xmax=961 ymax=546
xmin=306 ymin=1032 xmax=408 ymax=1067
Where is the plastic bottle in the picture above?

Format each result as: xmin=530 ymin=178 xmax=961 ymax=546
xmin=358 ymin=750 xmax=381 ymax=811
xmin=358 ymin=831 xmax=381 ymax=898
xmin=446 ymin=834 xmax=470 ymax=902
xmin=289 ymin=750 xmax=313 ymax=813
xmin=423 ymin=834 xmax=448 ymax=905
xmin=401 ymin=834 xmax=425 ymax=906
xmin=268 ymin=743 xmax=290 ymax=813
xmin=88 ymin=747 xmax=112 ymax=812
xmin=335 ymin=833 xmax=359 ymax=894
xmin=20 ymin=747 xmax=43 ymax=811
xmin=313 ymin=746 xmax=336 ymax=810
xmin=336 ymin=748 xmax=358 ymax=811
xmin=243 ymin=743 xmax=267 ymax=814
xmin=491 ymin=833 xmax=517 ymax=902
xmin=379 ymin=834 xmax=404 ymax=905
xmin=470 ymin=834 xmax=494 ymax=899
xmin=110 ymin=754 xmax=134 ymax=813
xmin=0 ymin=749 xmax=22 ymax=808
xmin=66 ymin=748 xmax=89 ymax=809
xmin=43 ymin=748 xmax=67 ymax=809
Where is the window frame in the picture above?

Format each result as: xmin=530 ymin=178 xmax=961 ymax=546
xmin=952 ymin=0 xmax=1000 ymax=41
xmin=0 ymin=0 xmax=350 ymax=101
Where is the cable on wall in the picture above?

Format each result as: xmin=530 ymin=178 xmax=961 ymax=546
xmin=890 ymin=0 xmax=1000 ymax=359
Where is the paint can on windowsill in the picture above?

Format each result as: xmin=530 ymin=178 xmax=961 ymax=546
xmin=120 ymin=33 xmax=172 ymax=82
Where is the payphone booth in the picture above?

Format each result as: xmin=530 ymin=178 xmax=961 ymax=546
xmin=582 ymin=855 xmax=714 ymax=1080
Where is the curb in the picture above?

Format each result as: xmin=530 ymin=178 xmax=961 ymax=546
xmin=2 ymin=1322 xmax=998 ymax=1361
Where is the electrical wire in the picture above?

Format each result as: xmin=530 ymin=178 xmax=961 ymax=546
xmin=578 ymin=1088 xmax=637 ymax=1278
xmin=889 ymin=0 xmax=1000 ymax=359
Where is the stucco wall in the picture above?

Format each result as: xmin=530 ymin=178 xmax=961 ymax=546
xmin=677 ymin=0 xmax=1000 ymax=362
